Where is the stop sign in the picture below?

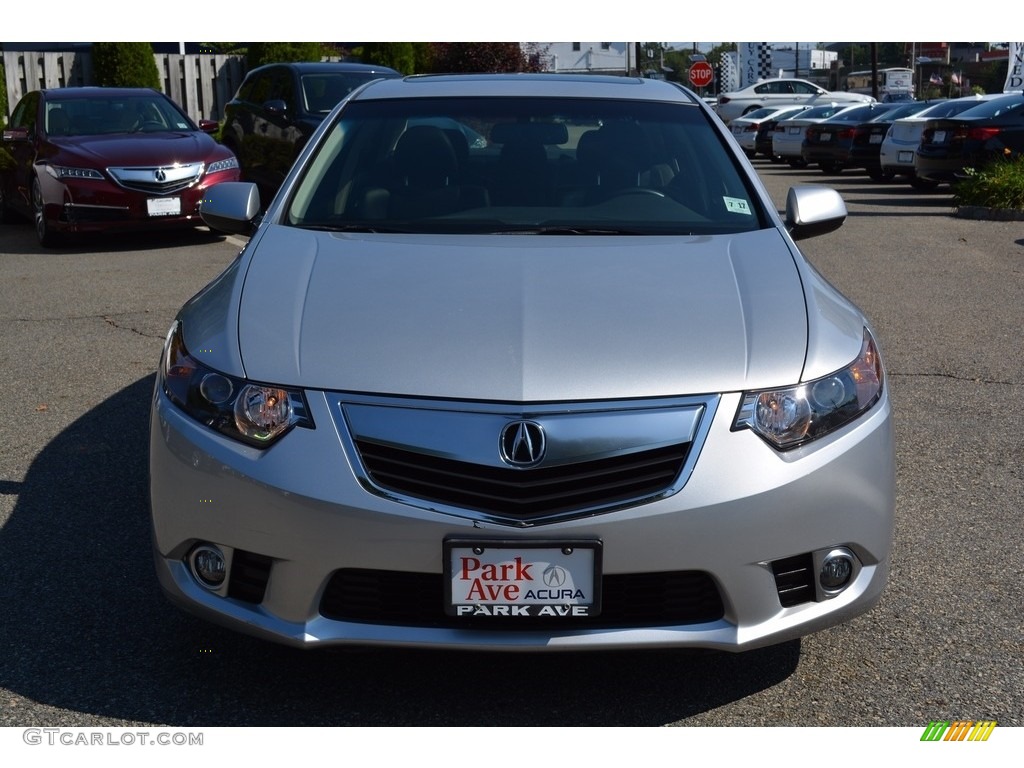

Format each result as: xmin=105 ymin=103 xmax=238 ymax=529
xmin=689 ymin=61 xmax=714 ymax=88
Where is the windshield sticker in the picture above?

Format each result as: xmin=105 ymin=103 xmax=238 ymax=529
xmin=724 ymin=197 xmax=752 ymax=215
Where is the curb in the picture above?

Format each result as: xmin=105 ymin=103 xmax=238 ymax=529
xmin=953 ymin=205 xmax=1024 ymax=221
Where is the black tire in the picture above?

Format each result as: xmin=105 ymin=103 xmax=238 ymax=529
xmin=867 ymin=168 xmax=895 ymax=182
xmin=742 ymin=105 xmax=761 ymax=116
xmin=819 ymin=161 xmax=842 ymax=174
xmin=32 ymin=178 xmax=63 ymax=247
xmin=910 ymin=175 xmax=940 ymax=191
xmin=787 ymin=158 xmax=808 ymax=168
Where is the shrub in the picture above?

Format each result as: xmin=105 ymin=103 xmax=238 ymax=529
xmin=953 ymin=155 xmax=1024 ymax=210
xmin=92 ymin=42 xmax=161 ymax=90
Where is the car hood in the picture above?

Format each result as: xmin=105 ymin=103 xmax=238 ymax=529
xmin=53 ymin=132 xmax=220 ymax=166
xmin=232 ymin=225 xmax=809 ymax=401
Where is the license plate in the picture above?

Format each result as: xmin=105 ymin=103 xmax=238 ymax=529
xmin=788 ymin=126 xmax=802 ymax=134
xmin=898 ymin=151 xmax=914 ymax=163
xmin=819 ymin=132 xmax=831 ymax=142
xmin=445 ymin=539 xmax=602 ymax=618
xmin=933 ymin=130 xmax=946 ymax=144
xmin=869 ymin=134 xmax=883 ymax=144
xmin=147 ymin=197 xmax=181 ymax=217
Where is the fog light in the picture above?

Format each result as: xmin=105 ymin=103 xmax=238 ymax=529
xmin=819 ymin=551 xmax=854 ymax=591
xmin=190 ymin=544 xmax=226 ymax=589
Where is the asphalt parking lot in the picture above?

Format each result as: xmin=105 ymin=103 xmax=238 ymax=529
xmin=0 ymin=160 xmax=1021 ymax=729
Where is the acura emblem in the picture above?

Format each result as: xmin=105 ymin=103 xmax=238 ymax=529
xmin=154 ymin=168 xmax=166 ymax=182
xmin=499 ymin=420 xmax=545 ymax=467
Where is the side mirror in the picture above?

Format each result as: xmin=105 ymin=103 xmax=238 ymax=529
xmin=2 ymin=127 xmax=30 ymax=142
xmin=263 ymin=99 xmax=289 ymax=116
xmin=198 ymin=119 xmax=220 ymax=134
xmin=200 ymin=182 xmax=261 ymax=235
xmin=785 ymin=185 xmax=847 ymax=241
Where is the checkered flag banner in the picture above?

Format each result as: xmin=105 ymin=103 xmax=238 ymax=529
xmin=738 ymin=43 xmax=770 ymax=88
xmin=718 ymin=52 xmax=738 ymax=93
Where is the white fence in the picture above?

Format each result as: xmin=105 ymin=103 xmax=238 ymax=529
xmin=3 ymin=51 xmax=246 ymax=124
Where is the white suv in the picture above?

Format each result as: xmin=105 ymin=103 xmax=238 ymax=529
xmin=717 ymin=78 xmax=874 ymax=124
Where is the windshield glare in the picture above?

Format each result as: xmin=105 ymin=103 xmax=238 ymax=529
xmin=285 ymin=97 xmax=766 ymax=236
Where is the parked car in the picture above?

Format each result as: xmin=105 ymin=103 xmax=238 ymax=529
xmin=221 ymin=61 xmax=401 ymax=201
xmin=0 ymin=87 xmax=240 ymax=247
xmin=152 ymin=74 xmax=894 ymax=652
xmin=754 ymin=106 xmax=814 ymax=160
xmin=772 ymin=103 xmax=865 ymax=167
xmin=716 ymin=78 xmax=874 ymax=124
xmin=727 ymin=104 xmax=810 ymax=157
xmin=878 ymin=94 xmax=1004 ymax=189
xmin=847 ymin=100 xmax=946 ymax=181
xmin=801 ymin=103 xmax=901 ymax=173
xmin=915 ymin=93 xmax=1024 ymax=185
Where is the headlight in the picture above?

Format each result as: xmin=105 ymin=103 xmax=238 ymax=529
xmin=45 ymin=165 xmax=104 ymax=180
xmin=159 ymin=321 xmax=313 ymax=448
xmin=734 ymin=329 xmax=883 ymax=450
xmin=206 ymin=156 xmax=239 ymax=175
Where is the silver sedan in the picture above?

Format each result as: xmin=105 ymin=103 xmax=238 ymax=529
xmin=150 ymin=74 xmax=894 ymax=651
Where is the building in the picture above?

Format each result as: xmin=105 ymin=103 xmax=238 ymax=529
xmin=531 ymin=43 xmax=636 ymax=75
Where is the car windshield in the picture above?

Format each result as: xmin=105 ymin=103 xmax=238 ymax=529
xmin=953 ymin=94 xmax=1024 ymax=119
xmin=301 ymin=73 xmax=394 ymax=114
xmin=45 ymin=95 xmax=192 ymax=136
xmin=799 ymin=104 xmax=847 ymax=120
xmin=285 ymin=96 xmax=767 ymax=236
xmin=870 ymin=102 xmax=934 ymax=121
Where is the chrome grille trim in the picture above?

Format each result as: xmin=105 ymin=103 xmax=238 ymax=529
xmin=329 ymin=394 xmax=719 ymax=526
xmin=107 ymin=162 xmax=204 ymax=194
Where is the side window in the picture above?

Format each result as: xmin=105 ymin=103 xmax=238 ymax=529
xmin=11 ymin=93 xmax=39 ymax=132
xmin=793 ymin=82 xmax=819 ymax=95
xmin=754 ymin=84 xmax=769 ymax=95
xmin=268 ymin=69 xmax=296 ymax=110
xmin=247 ymin=73 xmax=272 ymax=106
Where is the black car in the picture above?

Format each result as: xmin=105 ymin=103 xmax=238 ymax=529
xmin=801 ymin=103 xmax=900 ymax=173
xmin=221 ymin=61 xmax=401 ymax=201
xmin=916 ymin=93 xmax=1024 ymax=185
xmin=753 ymin=105 xmax=812 ymax=161
xmin=848 ymin=100 xmax=945 ymax=181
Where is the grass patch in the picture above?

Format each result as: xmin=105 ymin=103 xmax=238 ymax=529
xmin=953 ymin=154 xmax=1024 ymax=210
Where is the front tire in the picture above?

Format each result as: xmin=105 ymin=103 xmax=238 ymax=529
xmin=33 ymin=178 xmax=63 ymax=247
xmin=910 ymin=175 xmax=940 ymax=191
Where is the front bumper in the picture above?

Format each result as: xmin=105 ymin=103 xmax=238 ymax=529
xmin=150 ymin=384 xmax=895 ymax=652
xmin=39 ymin=169 xmax=240 ymax=235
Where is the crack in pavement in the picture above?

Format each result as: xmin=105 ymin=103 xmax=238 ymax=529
xmin=890 ymin=371 xmax=1021 ymax=387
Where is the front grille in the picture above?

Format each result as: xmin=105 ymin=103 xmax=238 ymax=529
xmin=355 ymin=440 xmax=691 ymax=520
xmin=319 ymin=568 xmax=724 ymax=628
xmin=227 ymin=549 xmax=273 ymax=604
xmin=771 ymin=553 xmax=815 ymax=607
xmin=107 ymin=163 xmax=203 ymax=195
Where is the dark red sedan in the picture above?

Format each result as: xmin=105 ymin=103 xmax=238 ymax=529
xmin=0 ymin=87 xmax=240 ymax=246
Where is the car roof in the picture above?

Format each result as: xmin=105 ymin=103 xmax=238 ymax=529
xmin=247 ymin=61 xmax=401 ymax=76
xmin=350 ymin=73 xmax=700 ymax=103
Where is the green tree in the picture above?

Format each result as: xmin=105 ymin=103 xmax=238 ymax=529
xmin=246 ymin=42 xmax=326 ymax=69
xmin=92 ymin=42 xmax=161 ymax=89
xmin=357 ymin=42 xmax=417 ymax=74
xmin=426 ymin=43 xmax=542 ymax=73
